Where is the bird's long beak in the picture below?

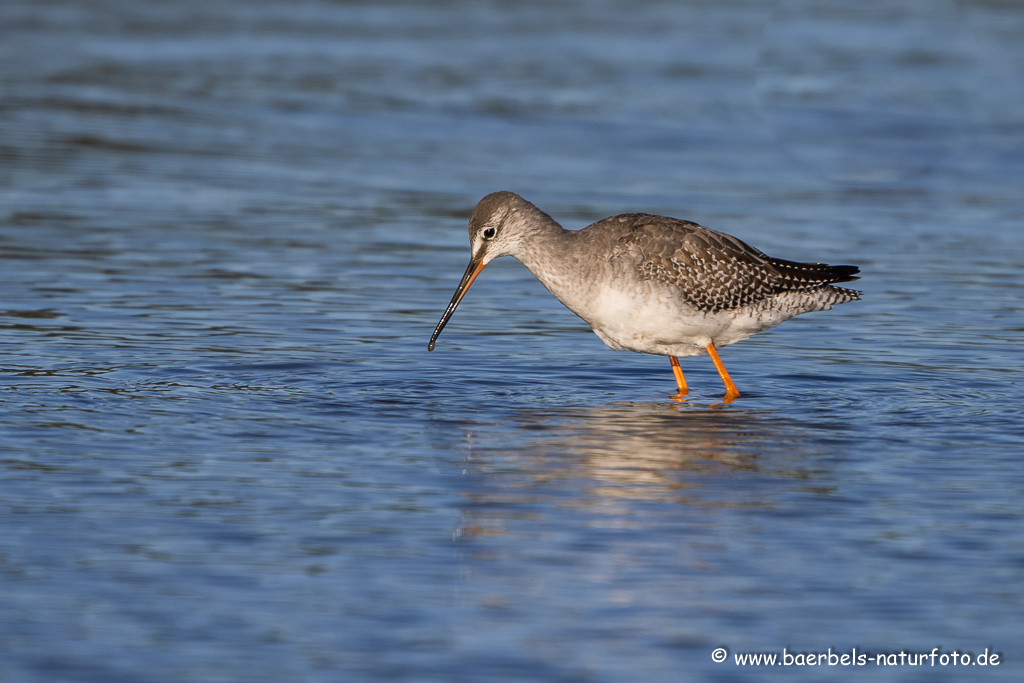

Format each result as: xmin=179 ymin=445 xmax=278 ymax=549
xmin=427 ymin=256 xmax=487 ymax=351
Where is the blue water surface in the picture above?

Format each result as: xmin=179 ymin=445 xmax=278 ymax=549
xmin=1 ymin=1 xmax=1022 ymax=681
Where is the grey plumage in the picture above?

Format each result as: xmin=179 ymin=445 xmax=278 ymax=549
xmin=610 ymin=214 xmax=860 ymax=313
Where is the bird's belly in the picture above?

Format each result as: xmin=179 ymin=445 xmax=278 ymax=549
xmin=573 ymin=286 xmax=723 ymax=357
xmin=566 ymin=284 xmax=799 ymax=358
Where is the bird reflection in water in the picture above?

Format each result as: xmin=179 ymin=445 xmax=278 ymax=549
xmin=450 ymin=403 xmax=824 ymax=541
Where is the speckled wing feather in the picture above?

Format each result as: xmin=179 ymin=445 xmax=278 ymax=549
xmin=612 ymin=215 xmax=860 ymax=313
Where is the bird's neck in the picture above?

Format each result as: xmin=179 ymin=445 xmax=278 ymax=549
xmin=513 ymin=226 xmax=597 ymax=310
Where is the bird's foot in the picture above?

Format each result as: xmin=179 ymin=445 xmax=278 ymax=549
xmin=708 ymin=390 xmax=739 ymax=408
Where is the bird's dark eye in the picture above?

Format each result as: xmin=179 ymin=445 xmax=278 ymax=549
xmin=482 ymin=227 xmax=497 ymax=240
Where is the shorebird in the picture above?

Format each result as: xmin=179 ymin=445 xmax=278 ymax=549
xmin=428 ymin=192 xmax=860 ymax=401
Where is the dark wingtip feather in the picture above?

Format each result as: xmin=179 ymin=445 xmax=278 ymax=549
xmin=831 ymin=264 xmax=860 ymax=283
xmin=766 ymin=258 xmax=861 ymax=285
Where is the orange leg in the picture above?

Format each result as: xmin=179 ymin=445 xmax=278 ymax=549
xmin=669 ymin=356 xmax=688 ymax=399
xmin=705 ymin=342 xmax=740 ymax=401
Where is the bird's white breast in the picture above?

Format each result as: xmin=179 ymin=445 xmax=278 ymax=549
xmin=566 ymin=282 xmax=718 ymax=357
